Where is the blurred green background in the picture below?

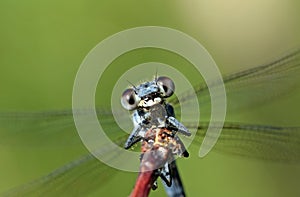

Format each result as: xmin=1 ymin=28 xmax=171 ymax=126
xmin=1 ymin=0 xmax=300 ymax=196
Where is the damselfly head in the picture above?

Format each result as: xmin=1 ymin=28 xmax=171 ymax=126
xmin=121 ymin=76 xmax=175 ymax=111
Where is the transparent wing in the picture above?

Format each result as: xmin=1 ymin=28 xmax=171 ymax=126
xmin=186 ymin=122 xmax=300 ymax=163
xmin=170 ymin=49 xmax=300 ymax=119
xmin=170 ymin=49 xmax=300 ymax=162
xmin=0 ymin=109 xmax=129 ymax=197
xmin=2 ymin=154 xmax=109 ymax=197
xmin=171 ymin=50 xmax=300 ymax=162
xmin=0 ymin=109 xmax=125 ymax=147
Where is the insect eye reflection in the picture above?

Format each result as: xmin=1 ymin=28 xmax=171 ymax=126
xmin=121 ymin=88 xmax=140 ymax=110
xmin=156 ymin=76 xmax=175 ymax=98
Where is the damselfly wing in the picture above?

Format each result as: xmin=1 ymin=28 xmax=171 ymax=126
xmin=1 ymin=49 xmax=300 ymax=196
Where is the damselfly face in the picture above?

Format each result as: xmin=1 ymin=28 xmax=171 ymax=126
xmin=121 ymin=76 xmax=175 ymax=110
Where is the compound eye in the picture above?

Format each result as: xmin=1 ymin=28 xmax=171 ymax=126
xmin=121 ymin=88 xmax=140 ymax=110
xmin=157 ymin=76 xmax=175 ymax=97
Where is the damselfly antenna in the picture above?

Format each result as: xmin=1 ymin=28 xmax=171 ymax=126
xmin=154 ymin=68 xmax=158 ymax=83
xmin=126 ymin=80 xmax=137 ymax=92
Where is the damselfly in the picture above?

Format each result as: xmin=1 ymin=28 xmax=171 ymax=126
xmin=1 ymin=49 xmax=300 ymax=196
xmin=121 ymin=77 xmax=191 ymax=197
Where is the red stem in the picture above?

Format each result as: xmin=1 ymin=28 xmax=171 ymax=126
xmin=130 ymin=171 xmax=155 ymax=197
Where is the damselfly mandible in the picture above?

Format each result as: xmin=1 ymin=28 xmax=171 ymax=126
xmin=1 ymin=49 xmax=300 ymax=196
